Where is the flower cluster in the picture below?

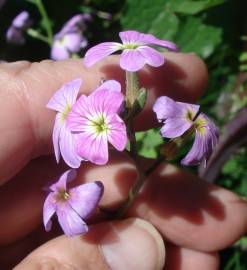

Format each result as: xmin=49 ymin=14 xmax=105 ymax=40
xmin=6 ymin=11 xmax=32 ymax=44
xmin=51 ymin=14 xmax=91 ymax=60
xmin=45 ymin=30 xmax=219 ymax=237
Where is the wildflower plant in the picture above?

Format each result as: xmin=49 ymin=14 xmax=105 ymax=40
xmin=44 ymin=29 xmax=219 ymax=236
xmin=5 ymin=0 xmax=111 ymax=60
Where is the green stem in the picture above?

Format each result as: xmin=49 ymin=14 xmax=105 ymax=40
xmin=27 ymin=28 xmax=50 ymax=44
xmin=31 ymin=0 xmax=53 ymax=45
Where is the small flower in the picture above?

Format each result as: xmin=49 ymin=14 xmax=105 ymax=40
xmin=43 ymin=169 xmax=104 ymax=237
xmin=47 ymin=78 xmax=82 ymax=168
xmin=51 ymin=14 xmax=90 ymax=60
xmin=153 ymin=96 xmax=219 ymax=166
xmin=84 ymin=30 xmax=178 ymax=72
xmin=6 ymin=11 xmax=32 ymax=44
xmin=67 ymin=80 xmax=127 ymax=165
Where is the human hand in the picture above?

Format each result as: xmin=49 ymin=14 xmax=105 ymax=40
xmin=0 ymin=54 xmax=246 ymax=269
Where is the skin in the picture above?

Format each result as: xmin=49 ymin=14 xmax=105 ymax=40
xmin=0 ymin=53 xmax=246 ymax=269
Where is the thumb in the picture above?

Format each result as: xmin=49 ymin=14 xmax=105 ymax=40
xmin=14 ymin=218 xmax=165 ymax=270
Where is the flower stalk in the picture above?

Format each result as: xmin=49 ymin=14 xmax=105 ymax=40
xmin=29 ymin=0 xmax=53 ymax=45
xmin=125 ymin=71 xmax=140 ymax=109
xmin=27 ymin=28 xmax=50 ymax=44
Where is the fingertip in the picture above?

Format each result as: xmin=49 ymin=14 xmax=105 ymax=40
xmin=14 ymin=218 xmax=165 ymax=270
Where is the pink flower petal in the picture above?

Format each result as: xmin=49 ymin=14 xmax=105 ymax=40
xmin=64 ymin=32 xmax=85 ymax=52
xmin=153 ymin=96 xmax=185 ymax=120
xmin=181 ymin=132 xmax=204 ymax=166
xmin=59 ymin=125 xmax=81 ymax=168
xmin=90 ymin=88 xmax=124 ymax=115
xmin=43 ymin=193 xmax=56 ymax=231
xmin=95 ymin=80 xmax=121 ymax=93
xmin=67 ymin=95 xmax=94 ymax=132
xmin=181 ymin=114 xmax=219 ymax=166
xmin=119 ymin=30 xmax=178 ymax=51
xmin=47 ymin=79 xmax=82 ymax=112
xmin=119 ymin=30 xmax=143 ymax=44
xmin=140 ymin=33 xmax=178 ymax=51
xmin=51 ymin=40 xmax=70 ymax=61
xmin=52 ymin=114 xmax=62 ymax=163
xmin=76 ymin=132 xmax=109 ymax=165
xmin=84 ymin=42 xmax=121 ymax=67
xmin=153 ymin=96 xmax=200 ymax=121
xmin=69 ymin=181 xmax=104 ymax=219
xmin=160 ymin=118 xmax=192 ymax=138
xmin=120 ymin=49 xmax=145 ymax=72
xmin=56 ymin=203 xmax=88 ymax=236
xmin=138 ymin=46 xmax=164 ymax=67
xmin=108 ymin=114 xmax=127 ymax=151
xmin=50 ymin=169 xmax=77 ymax=192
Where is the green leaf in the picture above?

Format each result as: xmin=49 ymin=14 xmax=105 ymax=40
xmin=136 ymin=88 xmax=147 ymax=111
xmin=136 ymin=129 xmax=163 ymax=158
xmin=121 ymin=0 xmax=179 ymax=40
xmin=239 ymin=52 xmax=247 ymax=62
xmin=175 ymin=17 xmax=222 ymax=58
xmin=170 ymin=0 xmax=225 ymax=15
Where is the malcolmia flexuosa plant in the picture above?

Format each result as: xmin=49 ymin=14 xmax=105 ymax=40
xmin=44 ymin=30 xmax=219 ymax=236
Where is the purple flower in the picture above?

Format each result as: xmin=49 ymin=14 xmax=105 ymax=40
xmin=47 ymin=78 xmax=82 ymax=168
xmin=67 ymin=80 xmax=127 ymax=165
xmin=6 ymin=11 xmax=32 ymax=44
xmin=153 ymin=96 xmax=219 ymax=166
xmin=43 ymin=169 xmax=104 ymax=236
xmin=84 ymin=30 xmax=178 ymax=72
xmin=51 ymin=14 xmax=90 ymax=60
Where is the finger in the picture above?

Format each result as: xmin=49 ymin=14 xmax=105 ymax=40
xmin=13 ymin=218 xmax=165 ymax=270
xmin=128 ymin=162 xmax=247 ymax=252
xmin=0 ymin=53 xmax=207 ymax=185
xmin=1 ymin=152 xmax=247 ymax=253
xmin=164 ymin=242 xmax=219 ymax=270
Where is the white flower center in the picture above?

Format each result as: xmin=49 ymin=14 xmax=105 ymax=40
xmin=89 ymin=114 xmax=109 ymax=135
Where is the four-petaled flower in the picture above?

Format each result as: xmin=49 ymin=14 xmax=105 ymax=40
xmin=84 ymin=30 xmax=178 ymax=72
xmin=67 ymin=80 xmax=127 ymax=165
xmin=51 ymin=14 xmax=90 ymax=60
xmin=43 ymin=169 xmax=104 ymax=236
xmin=153 ymin=96 xmax=219 ymax=166
xmin=47 ymin=78 xmax=82 ymax=168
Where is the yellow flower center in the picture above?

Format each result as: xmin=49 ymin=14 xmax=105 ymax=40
xmin=56 ymin=188 xmax=70 ymax=202
xmin=61 ymin=103 xmax=71 ymax=121
xmin=194 ymin=116 xmax=207 ymax=135
xmin=89 ymin=114 xmax=109 ymax=135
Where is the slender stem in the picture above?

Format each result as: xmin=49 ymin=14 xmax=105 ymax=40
xmin=32 ymin=0 xmax=53 ymax=45
xmin=27 ymin=28 xmax=50 ymax=44
xmin=115 ymin=155 xmax=164 ymax=218
xmin=128 ymin=118 xmax=137 ymax=157
xmin=125 ymin=71 xmax=139 ymax=108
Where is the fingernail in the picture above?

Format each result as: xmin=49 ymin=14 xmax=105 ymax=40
xmin=100 ymin=218 xmax=165 ymax=270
